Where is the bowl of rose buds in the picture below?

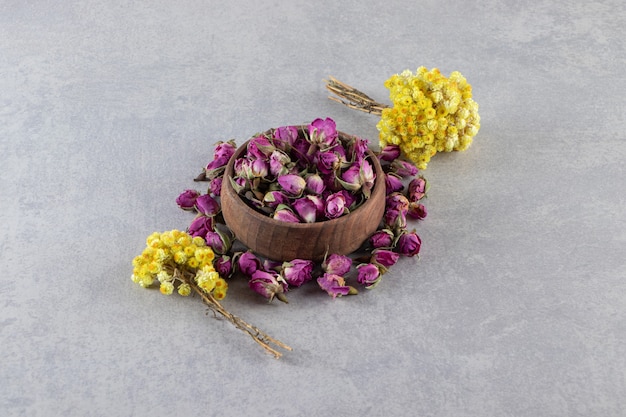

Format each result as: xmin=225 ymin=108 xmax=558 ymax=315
xmin=220 ymin=119 xmax=386 ymax=261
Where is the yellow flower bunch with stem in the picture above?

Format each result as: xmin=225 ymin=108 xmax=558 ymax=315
xmin=326 ymin=67 xmax=480 ymax=169
xmin=131 ymin=230 xmax=291 ymax=358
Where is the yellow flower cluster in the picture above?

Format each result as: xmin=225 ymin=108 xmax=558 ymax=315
xmin=376 ymin=67 xmax=480 ymax=169
xmin=131 ymin=230 xmax=228 ymax=300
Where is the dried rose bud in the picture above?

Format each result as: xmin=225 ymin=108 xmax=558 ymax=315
xmin=322 ymin=253 xmax=352 ymax=276
xmin=250 ymin=158 xmax=269 ymax=178
xmin=234 ymin=158 xmax=252 ymax=179
xmin=408 ymin=176 xmax=428 ymax=202
xmin=359 ymin=159 xmax=375 ymax=198
xmin=396 ymin=231 xmax=422 ymax=257
xmin=316 ymin=273 xmax=355 ymax=299
xmin=195 ymin=194 xmax=221 ymax=217
xmin=269 ymin=150 xmax=291 ymax=177
xmin=369 ymin=229 xmax=394 ymax=249
xmin=316 ymin=151 xmax=339 ymax=175
xmin=205 ymin=141 xmax=236 ymax=177
xmin=324 ymin=192 xmax=347 ymax=219
xmin=357 ymin=263 xmax=381 ymax=287
xmin=308 ymin=117 xmax=338 ymax=151
xmin=277 ymin=174 xmax=306 ymax=197
xmin=390 ymin=159 xmax=418 ymax=178
xmin=339 ymin=190 xmax=357 ymax=209
xmin=273 ymin=125 xmax=299 ymax=148
xmin=249 ymin=270 xmax=288 ymax=303
xmin=385 ymin=173 xmax=404 ymax=195
xmin=247 ymin=136 xmax=275 ymax=159
xmin=214 ymin=255 xmax=233 ymax=278
xmin=238 ymin=251 xmax=263 ymax=277
xmin=339 ymin=163 xmax=363 ymax=192
xmin=263 ymin=191 xmax=289 ymax=208
xmin=282 ymin=259 xmax=315 ymax=287
xmin=347 ymin=136 xmax=369 ymax=162
xmin=176 ymin=189 xmax=200 ymax=210
xmin=305 ymin=173 xmax=325 ymax=195
xmin=273 ymin=204 xmax=301 ymax=223
xmin=292 ymin=197 xmax=319 ymax=223
xmin=204 ymin=228 xmax=231 ymax=254
xmin=384 ymin=193 xmax=409 ymax=229
xmin=370 ymin=249 xmax=400 ymax=271
xmin=209 ymin=177 xmax=222 ymax=196
xmin=188 ymin=216 xmax=213 ymax=239
xmin=378 ymin=144 xmax=401 ymax=162
xmin=211 ymin=141 xmax=236 ymax=164
xmin=407 ymin=202 xmax=427 ymax=220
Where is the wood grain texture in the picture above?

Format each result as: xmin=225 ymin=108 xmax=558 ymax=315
xmin=221 ymin=129 xmax=386 ymax=261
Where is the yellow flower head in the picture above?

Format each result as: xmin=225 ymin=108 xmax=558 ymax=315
xmin=131 ymin=230 xmax=223 ymax=299
xmin=377 ymin=67 xmax=480 ymax=169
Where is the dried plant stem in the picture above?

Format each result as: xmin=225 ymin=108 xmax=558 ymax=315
xmin=181 ymin=272 xmax=292 ymax=359
xmin=325 ymin=76 xmax=388 ymax=116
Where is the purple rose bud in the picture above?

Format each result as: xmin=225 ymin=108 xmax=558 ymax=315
xmin=316 ymin=151 xmax=339 ymax=175
xmin=391 ymin=159 xmax=418 ymax=178
xmin=188 ymin=216 xmax=213 ymax=239
xmin=317 ymin=273 xmax=352 ymax=299
xmin=278 ymin=174 xmax=306 ymax=196
xmin=408 ymin=176 xmax=428 ymax=202
xmin=292 ymin=196 xmax=319 ymax=223
xmin=407 ymin=202 xmax=427 ymax=220
xmin=348 ymin=136 xmax=369 ymax=161
xmin=214 ymin=255 xmax=233 ymax=278
xmin=195 ymin=194 xmax=221 ymax=216
xmin=249 ymin=270 xmax=288 ymax=303
xmin=339 ymin=163 xmax=363 ymax=192
xmin=205 ymin=155 xmax=230 ymax=175
xmin=212 ymin=141 xmax=237 ymax=163
xmin=273 ymin=204 xmax=301 ymax=223
xmin=378 ymin=144 xmax=401 ymax=162
xmin=396 ymin=231 xmax=422 ymax=257
xmin=308 ymin=117 xmax=338 ymax=150
xmin=234 ymin=158 xmax=252 ymax=179
xmin=238 ymin=251 xmax=263 ymax=277
xmin=291 ymin=137 xmax=313 ymax=168
xmin=176 ymin=189 xmax=200 ymax=210
xmin=305 ymin=173 xmax=325 ymax=195
xmin=357 ymin=263 xmax=381 ymax=287
xmin=322 ymin=253 xmax=352 ymax=276
xmin=269 ymin=150 xmax=291 ymax=177
xmin=209 ymin=177 xmax=222 ymax=196
xmin=204 ymin=228 xmax=231 ymax=254
xmin=369 ymin=229 xmax=394 ymax=248
xmin=324 ymin=192 xmax=347 ymax=219
xmin=282 ymin=259 xmax=315 ymax=287
xmin=339 ymin=190 xmax=357 ymax=209
xmin=385 ymin=173 xmax=404 ymax=195
xmin=371 ymin=249 xmax=400 ymax=271
xmin=359 ymin=159 xmax=375 ymax=198
xmin=384 ymin=193 xmax=409 ymax=229
xmin=205 ymin=141 xmax=236 ymax=176
xmin=273 ymin=125 xmax=299 ymax=148
xmin=263 ymin=191 xmax=289 ymax=208
xmin=250 ymin=158 xmax=269 ymax=178
xmin=306 ymin=195 xmax=325 ymax=218
xmin=247 ymin=136 xmax=275 ymax=159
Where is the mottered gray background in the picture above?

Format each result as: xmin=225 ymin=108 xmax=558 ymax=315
xmin=1 ymin=1 xmax=625 ymax=416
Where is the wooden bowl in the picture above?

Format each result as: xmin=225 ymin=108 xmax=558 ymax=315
xmin=221 ymin=129 xmax=386 ymax=261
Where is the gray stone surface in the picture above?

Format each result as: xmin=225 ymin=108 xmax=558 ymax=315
xmin=1 ymin=1 xmax=625 ymax=416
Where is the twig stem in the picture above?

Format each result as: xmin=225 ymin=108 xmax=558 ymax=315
xmin=325 ymin=76 xmax=388 ymax=116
